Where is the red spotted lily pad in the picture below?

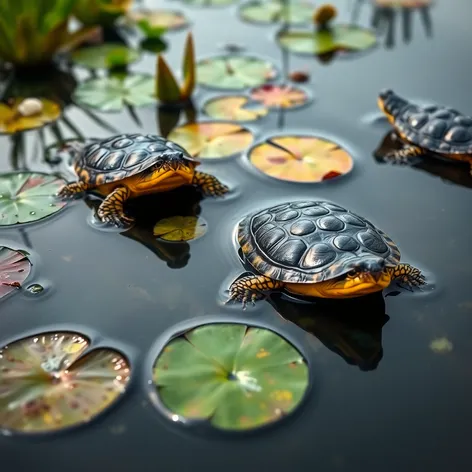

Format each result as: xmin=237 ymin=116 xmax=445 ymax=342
xmin=277 ymin=25 xmax=377 ymax=56
xmin=248 ymin=135 xmax=354 ymax=182
xmin=168 ymin=122 xmax=254 ymax=159
xmin=0 ymin=332 xmax=131 ymax=433
xmin=152 ymin=323 xmax=309 ymax=431
xmin=196 ymin=55 xmax=278 ymax=91
xmin=249 ymin=84 xmax=310 ymax=109
xmin=202 ymin=96 xmax=268 ymax=122
xmin=239 ymin=0 xmax=316 ymax=25
xmin=153 ymin=216 xmax=208 ymax=241
xmin=0 ymin=172 xmax=68 ymax=226
xmin=0 ymin=247 xmax=31 ymax=300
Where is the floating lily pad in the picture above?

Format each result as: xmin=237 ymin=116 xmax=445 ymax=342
xmin=0 ymin=247 xmax=31 ymax=299
xmin=152 ymin=323 xmax=309 ymax=431
xmin=277 ymin=25 xmax=377 ymax=56
xmin=250 ymin=84 xmax=310 ymax=109
xmin=168 ymin=122 xmax=254 ymax=159
xmin=129 ymin=9 xmax=189 ymax=33
xmin=153 ymin=216 xmax=208 ymax=242
xmin=73 ymin=74 xmax=156 ymax=112
xmin=374 ymin=0 xmax=432 ymax=7
xmin=0 ymin=98 xmax=61 ymax=135
xmin=248 ymin=135 xmax=354 ymax=182
xmin=181 ymin=0 xmax=236 ymax=6
xmin=239 ymin=0 xmax=315 ymax=25
xmin=203 ymin=96 xmax=268 ymax=122
xmin=196 ymin=55 xmax=277 ymax=91
xmin=0 ymin=172 xmax=68 ymax=226
xmin=0 ymin=332 xmax=130 ymax=433
xmin=72 ymin=44 xmax=141 ymax=70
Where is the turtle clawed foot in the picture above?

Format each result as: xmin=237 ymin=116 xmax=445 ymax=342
xmin=98 ymin=211 xmax=135 ymax=229
xmin=397 ymin=267 xmax=426 ymax=292
xmin=225 ymin=285 xmax=264 ymax=310
xmin=204 ymin=181 xmax=229 ymax=197
xmin=57 ymin=184 xmax=81 ymax=199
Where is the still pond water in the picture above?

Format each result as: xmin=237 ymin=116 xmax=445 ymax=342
xmin=1 ymin=0 xmax=472 ymax=470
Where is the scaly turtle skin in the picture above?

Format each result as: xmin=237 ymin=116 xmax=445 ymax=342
xmin=377 ymin=90 xmax=472 ymax=173
xmin=57 ymin=133 xmax=228 ymax=226
xmin=227 ymin=200 xmax=425 ymax=308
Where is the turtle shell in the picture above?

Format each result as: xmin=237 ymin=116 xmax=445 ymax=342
xmin=75 ymin=133 xmax=198 ymax=185
xmin=237 ymin=200 xmax=401 ymax=284
xmin=394 ymin=104 xmax=472 ymax=155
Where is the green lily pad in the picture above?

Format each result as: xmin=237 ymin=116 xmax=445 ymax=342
xmin=71 ymin=44 xmax=141 ymax=70
xmin=153 ymin=323 xmax=309 ymax=431
xmin=0 ymin=172 xmax=68 ymax=226
xmin=239 ymin=0 xmax=315 ymax=25
xmin=73 ymin=74 xmax=156 ymax=112
xmin=197 ymin=55 xmax=278 ymax=90
xmin=277 ymin=25 xmax=377 ymax=55
xmin=181 ymin=0 xmax=236 ymax=6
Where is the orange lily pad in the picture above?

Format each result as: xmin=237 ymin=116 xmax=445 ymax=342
xmin=202 ymin=95 xmax=268 ymax=122
xmin=0 ymin=98 xmax=61 ymax=134
xmin=249 ymin=84 xmax=310 ymax=109
xmin=153 ymin=216 xmax=208 ymax=241
xmin=168 ymin=122 xmax=254 ymax=159
xmin=0 ymin=331 xmax=131 ymax=434
xmin=248 ymin=135 xmax=354 ymax=183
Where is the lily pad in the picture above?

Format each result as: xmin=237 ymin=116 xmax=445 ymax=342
xmin=248 ymin=135 xmax=354 ymax=183
xmin=0 ymin=247 xmax=32 ymax=299
xmin=0 ymin=98 xmax=61 ymax=135
xmin=196 ymin=55 xmax=278 ymax=91
xmin=0 ymin=332 xmax=131 ymax=433
xmin=153 ymin=216 xmax=208 ymax=242
xmin=239 ymin=0 xmax=315 ymax=25
xmin=168 ymin=122 xmax=254 ymax=159
xmin=152 ymin=323 xmax=309 ymax=431
xmin=203 ymin=96 xmax=268 ymax=122
xmin=250 ymin=84 xmax=310 ymax=109
xmin=181 ymin=0 xmax=236 ymax=6
xmin=71 ymin=44 xmax=141 ymax=70
xmin=374 ymin=0 xmax=432 ymax=7
xmin=0 ymin=172 xmax=68 ymax=226
xmin=129 ymin=9 xmax=189 ymax=33
xmin=277 ymin=25 xmax=377 ymax=56
xmin=73 ymin=74 xmax=156 ymax=112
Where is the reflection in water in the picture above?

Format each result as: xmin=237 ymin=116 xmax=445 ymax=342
xmin=85 ymin=186 xmax=203 ymax=269
xmin=157 ymin=103 xmax=197 ymax=138
xmin=268 ymin=292 xmax=389 ymax=371
xmin=373 ymin=131 xmax=472 ymax=189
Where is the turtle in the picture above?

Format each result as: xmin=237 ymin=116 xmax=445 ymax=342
xmin=57 ymin=133 xmax=228 ymax=226
xmin=377 ymin=89 xmax=472 ymax=173
xmin=227 ymin=200 xmax=425 ymax=307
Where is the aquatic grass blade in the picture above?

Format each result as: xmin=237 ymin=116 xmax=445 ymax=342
xmin=156 ymin=55 xmax=183 ymax=103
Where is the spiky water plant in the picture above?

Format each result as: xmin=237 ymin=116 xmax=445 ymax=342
xmin=0 ymin=0 xmax=98 ymax=67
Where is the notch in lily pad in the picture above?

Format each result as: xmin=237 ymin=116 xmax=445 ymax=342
xmin=156 ymin=32 xmax=195 ymax=106
xmin=277 ymin=3 xmax=377 ymax=59
xmin=152 ymin=322 xmax=310 ymax=432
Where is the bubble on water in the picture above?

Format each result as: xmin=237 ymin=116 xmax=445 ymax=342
xmin=27 ymin=284 xmax=44 ymax=294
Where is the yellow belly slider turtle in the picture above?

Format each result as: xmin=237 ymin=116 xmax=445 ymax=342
xmin=378 ymin=90 xmax=472 ymax=172
xmin=227 ymin=200 xmax=425 ymax=307
xmin=57 ymin=133 xmax=228 ymax=226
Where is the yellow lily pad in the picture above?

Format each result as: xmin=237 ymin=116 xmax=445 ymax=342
xmin=153 ymin=216 xmax=208 ymax=242
xmin=0 ymin=98 xmax=61 ymax=134
xmin=202 ymin=95 xmax=268 ymax=122
xmin=128 ymin=9 xmax=189 ymax=32
xmin=168 ymin=122 xmax=254 ymax=159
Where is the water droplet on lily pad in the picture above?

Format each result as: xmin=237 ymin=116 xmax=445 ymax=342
xmin=152 ymin=322 xmax=310 ymax=431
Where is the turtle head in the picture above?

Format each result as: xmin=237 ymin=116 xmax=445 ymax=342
xmin=377 ymin=89 xmax=409 ymax=124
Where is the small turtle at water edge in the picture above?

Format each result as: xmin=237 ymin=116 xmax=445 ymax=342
xmin=57 ymin=133 xmax=229 ymax=227
xmin=377 ymin=90 xmax=472 ymax=172
xmin=226 ymin=200 xmax=425 ymax=308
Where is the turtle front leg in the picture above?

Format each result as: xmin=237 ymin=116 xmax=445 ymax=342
xmin=382 ymin=144 xmax=426 ymax=165
xmin=97 ymin=186 xmax=134 ymax=228
xmin=192 ymin=171 xmax=229 ymax=197
xmin=387 ymin=263 xmax=426 ymax=291
xmin=226 ymin=273 xmax=284 ymax=309
xmin=57 ymin=181 xmax=94 ymax=199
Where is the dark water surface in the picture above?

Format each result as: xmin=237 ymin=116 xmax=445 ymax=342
xmin=2 ymin=0 xmax=472 ymax=470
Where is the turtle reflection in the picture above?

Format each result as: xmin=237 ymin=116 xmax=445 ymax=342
xmin=269 ymin=292 xmax=389 ymax=371
xmin=85 ymin=186 xmax=203 ymax=269
xmin=374 ymin=131 xmax=472 ymax=190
